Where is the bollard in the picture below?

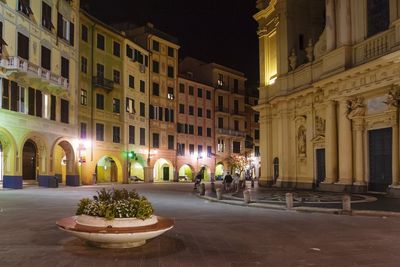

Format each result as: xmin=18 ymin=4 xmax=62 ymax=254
xmin=243 ymin=190 xmax=251 ymax=204
xmin=211 ymin=182 xmax=216 ymax=193
xmin=342 ymin=194 xmax=351 ymax=212
xmin=216 ymin=188 xmax=222 ymax=200
xmin=285 ymin=193 xmax=293 ymax=209
xmin=200 ymin=183 xmax=206 ymax=196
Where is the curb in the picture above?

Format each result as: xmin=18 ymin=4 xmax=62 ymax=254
xmin=198 ymin=194 xmax=400 ymax=218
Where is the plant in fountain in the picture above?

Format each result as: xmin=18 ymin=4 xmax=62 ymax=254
xmin=76 ymin=188 xmax=153 ymax=220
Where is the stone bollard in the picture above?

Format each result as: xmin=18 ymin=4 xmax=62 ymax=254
xmin=216 ymin=188 xmax=222 ymax=200
xmin=342 ymin=194 xmax=351 ymax=212
xmin=285 ymin=193 xmax=293 ymax=209
xmin=211 ymin=182 xmax=216 ymax=193
xmin=200 ymin=183 xmax=206 ymax=196
xmin=243 ymin=190 xmax=251 ymax=204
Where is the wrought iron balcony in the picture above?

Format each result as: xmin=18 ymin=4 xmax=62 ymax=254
xmin=0 ymin=56 xmax=69 ymax=90
xmin=215 ymin=107 xmax=230 ymax=113
xmin=92 ymin=76 xmax=114 ymax=92
xmin=231 ymin=88 xmax=245 ymax=95
xmin=217 ymin=128 xmax=246 ymax=137
xmin=231 ymin=109 xmax=246 ymax=117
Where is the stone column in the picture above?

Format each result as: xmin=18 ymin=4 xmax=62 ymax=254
xmin=336 ymin=0 xmax=351 ymax=46
xmin=337 ymin=100 xmax=353 ymax=184
xmin=326 ymin=0 xmax=336 ymax=52
xmin=392 ymin=122 xmax=399 ymax=186
xmin=258 ymin=104 xmax=274 ymax=186
xmin=353 ymin=118 xmax=365 ymax=186
xmin=325 ymin=100 xmax=338 ymax=183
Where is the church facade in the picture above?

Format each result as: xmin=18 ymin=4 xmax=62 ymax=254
xmin=254 ymin=0 xmax=400 ymax=194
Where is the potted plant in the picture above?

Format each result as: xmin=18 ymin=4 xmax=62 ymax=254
xmin=75 ymin=188 xmax=158 ymax=228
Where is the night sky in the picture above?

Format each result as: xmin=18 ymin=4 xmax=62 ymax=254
xmin=81 ymin=0 xmax=260 ymax=90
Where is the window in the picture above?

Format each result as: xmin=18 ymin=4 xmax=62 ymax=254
xmin=234 ymin=79 xmax=238 ymax=90
xmin=60 ymin=99 xmax=69 ymax=123
xmin=97 ymin=63 xmax=104 ymax=78
xmin=233 ymin=141 xmax=241 ymax=153
xmin=168 ymin=135 xmax=174 ymax=150
xmin=113 ymin=126 xmax=120 ymax=143
xmin=113 ymin=69 xmax=120 ymax=84
xmin=179 ymin=83 xmax=185 ymax=93
xmin=189 ymin=125 xmax=194 ymax=135
xmin=152 ymin=40 xmax=159 ymax=51
xmin=113 ymin=41 xmax=120 ymax=57
xmin=18 ymin=32 xmax=29 ymax=60
xmin=207 ymin=128 xmax=211 ymax=137
xmin=367 ymin=0 xmax=389 ymax=37
xmin=129 ymin=75 xmax=135 ymax=88
xmin=140 ymin=102 xmax=145 ymax=117
xmin=152 ymin=82 xmax=159 ymax=96
xmin=168 ymin=46 xmax=174 ymax=57
xmin=96 ymin=93 xmax=104 ymax=110
xmin=152 ymin=60 xmax=159 ymax=73
xmin=206 ymin=90 xmax=211 ymax=100
xmin=41 ymin=46 xmax=51 ymax=70
xmin=140 ymin=80 xmax=145 ymax=93
xmin=152 ymin=133 xmax=159 ymax=148
xmin=218 ymin=96 xmax=223 ymax=110
xmin=167 ymin=87 xmax=174 ymax=100
xmin=61 ymin=57 xmax=69 ymax=79
xmin=198 ymin=145 xmax=203 ymax=157
xmin=189 ymin=86 xmax=194 ymax=95
xmin=81 ymin=24 xmax=88 ymax=42
xmin=80 ymin=123 xmax=87 ymax=139
xmin=198 ymin=88 xmax=203 ymax=98
xmin=126 ymin=97 xmax=135 ymax=114
xmin=112 ymin=98 xmax=120 ymax=113
xmin=177 ymin=143 xmax=185 ymax=156
xmin=179 ymin=104 xmax=185 ymax=114
xmin=234 ymin=100 xmax=239 ymax=113
xmin=18 ymin=0 xmax=33 ymax=17
xmin=189 ymin=105 xmax=194 ymax=115
xmin=129 ymin=125 xmax=135 ymax=144
xmin=57 ymin=13 xmax=74 ymax=45
xmin=42 ymin=2 xmax=53 ymax=31
xmin=206 ymin=109 xmax=211 ymax=119
xmin=97 ymin=33 xmax=105 ymax=50
xmin=234 ymin=120 xmax=239 ymax=131
xmin=197 ymin=108 xmax=202 ymax=117
xmin=189 ymin=144 xmax=194 ymax=155
xmin=165 ymin=108 xmax=170 ymax=122
xmin=167 ymin=66 xmax=174 ymax=78
xmin=255 ymin=129 xmax=260 ymax=140
xmin=0 ymin=21 xmax=4 ymax=54
xmin=207 ymin=146 xmax=212 ymax=157
xmin=140 ymin=128 xmax=145 ymax=145
xmin=2 ymin=79 xmax=9 ymax=110
xmin=35 ymin=90 xmax=42 ymax=117
xmin=198 ymin=126 xmax=203 ymax=136
xmin=81 ymin=56 xmax=87 ymax=73
xmin=254 ymin=113 xmax=259 ymax=123
xmin=255 ymin=146 xmax=260 ymax=157
xmin=218 ymin=117 xmax=223 ymax=128
xmin=80 ymin=89 xmax=87 ymax=105
xmin=217 ymin=73 xmax=224 ymax=87
xmin=217 ymin=139 xmax=225 ymax=152
xmin=50 ymin=95 xmax=56 ymax=120
xmin=96 ymin=123 xmax=104 ymax=141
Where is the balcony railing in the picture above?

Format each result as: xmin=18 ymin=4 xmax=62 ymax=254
xmin=231 ymin=109 xmax=246 ymax=116
xmin=0 ymin=56 xmax=69 ymax=89
xmin=92 ymin=76 xmax=114 ymax=92
xmin=217 ymin=128 xmax=246 ymax=137
xmin=215 ymin=107 xmax=230 ymax=113
xmin=353 ymin=28 xmax=396 ymax=65
xmin=231 ymin=88 xmax=245 ymax=95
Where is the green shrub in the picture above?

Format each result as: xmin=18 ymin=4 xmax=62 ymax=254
xmin=76 ymin=188 xmax=153 ymax=220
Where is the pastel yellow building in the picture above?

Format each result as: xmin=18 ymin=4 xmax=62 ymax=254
xmin=254 ymin=0 xmax=400 ymax=195
xmin=0 ymin=0 xmax=79 ymax=188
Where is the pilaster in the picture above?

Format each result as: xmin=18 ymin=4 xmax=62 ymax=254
xmin=324 ymin=100 xmax=338 ymax=183
xmin=337 ymin=100 xmax=353 ymax=185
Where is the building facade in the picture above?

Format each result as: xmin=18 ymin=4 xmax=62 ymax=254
xmin=0 ymin=0 xmax=79 ymax=188
xmin=245 ymin=93 xmax=260 ymax=179
xmin=180 ymin=57 xmax=247 ymax=177
xmin=176 ymin=75 xmax=215 ymax=181
xmin=254 ymin=0 xmax=400 ymax=194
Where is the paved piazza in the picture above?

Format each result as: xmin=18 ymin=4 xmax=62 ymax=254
xmin=1 ymin=183 xmax=400 ymax=266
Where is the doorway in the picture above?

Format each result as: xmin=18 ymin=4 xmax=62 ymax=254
xmin=23 ymin=140 xmax=37 ymax=180
xmin=316 ymin=149 xmax=326 ymax=187
xmin=0 ymin=142 xmax=3 ymax=182
xmin=163 ymin=166 xmax=170 ymax=181
xmin=273 ymin=157 xmax=279 ymax=183
xmin=368 ymin=128 xmax=392 ymax=192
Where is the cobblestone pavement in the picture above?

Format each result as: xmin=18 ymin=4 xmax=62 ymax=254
xmin=1 ymin=183 xmax=400 ymax=266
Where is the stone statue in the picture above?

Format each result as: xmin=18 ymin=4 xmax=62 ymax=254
xmin=305 ymin=39 xmax=314 ymax=62
xmin=384 ymin=90 xmax=400 ymax=108
xmin=298 ymin=126 xmax=307 ymax=156
xmin=289 ymin=49 xmax=297 ymax=71
xmin=347 ymin=97 xmax=365 ymax=119
xmin=315 ymin=116 xmax=326 ymax=136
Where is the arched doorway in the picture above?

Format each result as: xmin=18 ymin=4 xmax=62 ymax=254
xmin=130 ymin=161 xmax=144 ymax=181
xmin=23 ymin=140 xmax=37 ymax=181
xmin=96 ymin=156 xmax=120 ymax=183
xmin=178 ymin=164 xmax=194 ymax=182
xmin=215 ymin=163 xmax=224 ymax=181
xmin=199 ymin=165 xmax=211 ymax=181
xmin=273 ymin=157 xmax=279 ymax=183
xmin=153 ymin=158 xmax=174 ymax=182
